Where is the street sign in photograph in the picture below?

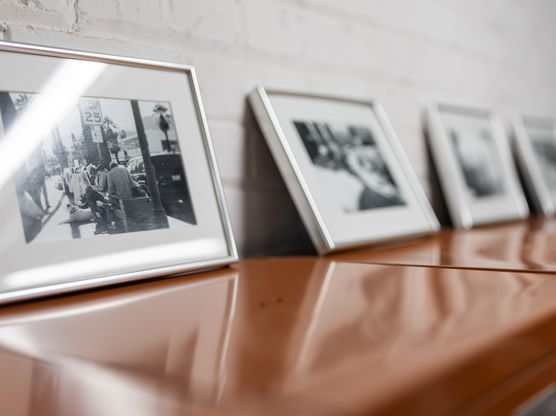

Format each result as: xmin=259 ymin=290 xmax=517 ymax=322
xmin=79 ymin=98 xmax=103 ymax=126
xmin=91 ymin=124 xmax=103 ymax=143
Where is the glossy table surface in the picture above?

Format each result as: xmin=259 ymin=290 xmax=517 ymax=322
xmin=332 ymin=217 xmax=556 ymax=273
xmin=2 ymin=257 xmax=556 ymax=415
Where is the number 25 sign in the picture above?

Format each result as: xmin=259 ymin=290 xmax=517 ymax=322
xmin=78 ymin=97 xmax=103 ymax=125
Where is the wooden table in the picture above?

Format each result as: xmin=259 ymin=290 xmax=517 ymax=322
xmin=1 ymin=237 xmax=556 ymax=415
xmin=332 ymin=217 xmax=556 ymax=273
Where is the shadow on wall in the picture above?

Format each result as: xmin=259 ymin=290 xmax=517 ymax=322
xmin=241 ymin=99 xmax=314 ymax=257
xmin=510 ymin=133 xmax=536 ymax=215
xmin=423 ymin=123 xmax=451 ymax=228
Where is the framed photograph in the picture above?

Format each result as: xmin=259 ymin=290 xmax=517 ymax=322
xmin=513 ymin=115 xmax=556 ymax=215
xmin=0 ymin=41 xmax=237 ymax=304
xmin=426 ymin=102 xmax=529 ymax=229
xmin=249 ymin=88 xmax=439 ymax=254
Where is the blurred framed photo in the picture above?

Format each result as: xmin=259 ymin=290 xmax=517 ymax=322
xmin=427 ymin=102 xmax=528 ymax=229
xmin=513 ymin=115 xmax=556 ymax=215
xmin=249 ymin=88 xmax=439 ymax=254
xmin=0 ymin=41 xmax=237 ymax=304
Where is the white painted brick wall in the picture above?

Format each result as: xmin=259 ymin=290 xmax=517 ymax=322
xmin=0 ymin=0 xmax=555 ymax=256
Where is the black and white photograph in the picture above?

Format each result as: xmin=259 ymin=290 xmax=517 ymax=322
xmin=427 ymin=103 xmax=528 ymax=229
xmin=0 ymin=42 xmax=236 ymax=304
xmin=0 ymin=92 xmax=197 ymax=244
xmin=293 ymin=120 xmax=405 ymax=213
xmin=530 ymin=131 xmax=556 ymax=190
xmin=249 ymin=88 xmax=439 ymax=254
xmin=449 ymin=127 xmax=505 ymax=198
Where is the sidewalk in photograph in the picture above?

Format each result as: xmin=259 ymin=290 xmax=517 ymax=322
xmin=33 ymin=177 xmax=97 ymax=243
xmin=31 ymin=177 xmax=193 ymax=244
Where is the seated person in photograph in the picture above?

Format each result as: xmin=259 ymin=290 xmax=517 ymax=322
xmin=345 ymin=146 xmax=404 ymax=210
xmin=83 ymin=185 xmax=115 ymax=224
xmin=64 ymin=185 xmax=117 ymax=233
xmin=337 ymin=130 xmax=404 ymax=211
xmin=297 ymin=121 xmax=404 ymax=212
xmin=107 ymin=160 xmax=138 ymax=200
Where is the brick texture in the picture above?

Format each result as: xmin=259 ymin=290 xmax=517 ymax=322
xmin=1 ymin=0 xmax=555 ymax=256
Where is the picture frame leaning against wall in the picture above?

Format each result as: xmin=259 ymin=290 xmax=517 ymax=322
xmin=249 ymin=87 xmax=439 ymax=255
xmin=513 ymin=114 xmax=556 ymax=216
xmin=426 ymin=102 xmax=529 ymax=229
xmin=0 ymin=40 xmax=237 ymax=304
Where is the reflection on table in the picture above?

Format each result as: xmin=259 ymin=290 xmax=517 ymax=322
xmin=2 ymin=257 xmax=556 ymax=414
xmin=332 ymin=217 xmax=556 ymax=273
xmin=0 ymin=268 xmax=238 ymax=415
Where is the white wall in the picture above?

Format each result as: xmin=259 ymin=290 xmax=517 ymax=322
xmin=1 ymin=0 xmax=555 ymax=256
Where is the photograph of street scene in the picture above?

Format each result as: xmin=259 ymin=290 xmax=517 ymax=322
xmin=293 ymin=120 xmax=405 ymax=213
xmin=0 ymin=92 xmax=197 ymax=244
xmin=449 ymin=128 xmax=505 ymax=198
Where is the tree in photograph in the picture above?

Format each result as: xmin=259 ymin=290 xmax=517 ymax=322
xmin=51 ymin=127 xmax=69 ymax=170
xmin=13 ymin=93 xmax=32 ymax=112
xmin=152 ymin=104 xmax=173 ymax=152
xmin=70 ymin=133 xmax=86 ymax=163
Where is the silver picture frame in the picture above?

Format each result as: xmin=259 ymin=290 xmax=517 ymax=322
xmin=426 ymin=102 xmax=529 ymax=229
xmin=512 ymin=114 xmax=556 ymax=216
xmin=0 ymin=40 xmax=238 ymax=304
xmin=249 ymin=87 xmax=439 ymax=254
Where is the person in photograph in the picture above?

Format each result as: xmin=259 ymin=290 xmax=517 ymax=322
xmin=96 ymin=163 xmax=109 ymax=193
xmin=344 ymin=144 xmax=404 ymax=209
xmin=81 ymin=185 xmax=116 ymax=231
xmin=26 ymin=153 xmax=50 ymax=213
xmin=68 ymin=167 xmax=82 ymax=202
xmin=85 ymin=162 xmax=97 ymax=186
xmin=1 ymin=93 xmax=196 ymax=244
xmin=40 ymin=178 xmax=50 ymax=212
xmin=107 ymin=160 xmax=138 ymax=200
xmin=294 ymin=120 xmax=404 ymax=212
xmin=16 ymin=186 xmax=44 ymax=242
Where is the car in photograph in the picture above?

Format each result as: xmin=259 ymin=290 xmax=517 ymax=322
xmin=127 ymin=153 xmax=196 ymax=224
